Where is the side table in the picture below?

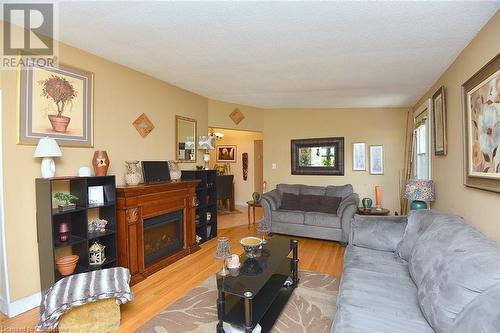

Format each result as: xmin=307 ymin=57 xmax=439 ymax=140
xmin=246 ymin=200 xmax=262 ymax=228
xmin=357 ymin=207 xmax=390 ymax=216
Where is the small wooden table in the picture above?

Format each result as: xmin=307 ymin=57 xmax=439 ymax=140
xmin=246 ymin=200 xmax=262 ymax=228
xmin=357 ymin=207 xmax=390 ymax=216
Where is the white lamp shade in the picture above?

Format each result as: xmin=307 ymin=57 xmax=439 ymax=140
xmin=33 ymin=137 xmax=62 ymax=157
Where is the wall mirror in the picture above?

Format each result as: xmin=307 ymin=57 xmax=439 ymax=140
xmin=291 ymin=137 xmax=345 ymax=175
xmin=175 ymin=115 xmax=197 ymax=162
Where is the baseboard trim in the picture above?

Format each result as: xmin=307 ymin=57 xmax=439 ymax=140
xmin=3 ymin=292 xmax=41 ymax=318
xmin=0 ymin=295 xmax=7 ymax=316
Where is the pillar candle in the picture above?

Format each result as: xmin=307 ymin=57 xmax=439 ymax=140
xmin=375 ymin=186 xmax=382 ymax=207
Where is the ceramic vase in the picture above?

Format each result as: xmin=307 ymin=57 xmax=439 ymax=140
xmin=93 ymin=151 xmax=109 ymax=176
xmin=125 ymin=160 xmax=141 ymax=185
xmin=362 ymin=198 xmax=373 ymax=209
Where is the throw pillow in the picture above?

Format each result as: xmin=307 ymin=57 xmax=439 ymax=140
xmin=281 ymin=193 xmax=300 ymax=210
xmin=320 ymin=196 xmax=342 ymax=214
xmin=396 ymin=209 xmax=441 ymax=261
xmin=299 ymin=195 xmax=323 ymax=212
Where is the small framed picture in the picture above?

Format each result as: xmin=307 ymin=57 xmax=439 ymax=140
xmin=216 ymin=145 xmax=237 ymax=162
xmin=88 ymin=186 xmax=104 ymax=205
xmin=352 ymin=142 xmax=367 ymax=171
xmin=432 ymin=86 xmax=447 ymax=156
xmin=369 ymin=145 xmax=384 ymax=175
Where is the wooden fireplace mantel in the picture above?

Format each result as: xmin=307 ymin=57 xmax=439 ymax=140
xmin=116 ymin=180 xmax=201 ymax=285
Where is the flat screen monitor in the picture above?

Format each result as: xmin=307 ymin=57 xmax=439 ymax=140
xmin=141 ymin=161 xmax=171 ymax=184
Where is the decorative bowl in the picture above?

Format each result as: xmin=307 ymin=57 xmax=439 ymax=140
xmin=55 ymin=255 xmax=79 ymax=276
xmin=240 ymin=236 xmax=263 ymax=258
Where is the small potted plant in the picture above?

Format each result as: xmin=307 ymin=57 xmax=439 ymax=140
xmin=54 ymin=192 xmax=79 ymax=211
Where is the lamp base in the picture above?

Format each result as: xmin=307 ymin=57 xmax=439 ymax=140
xmin=410 ymin=200 xmax=428 ymax=210
xmin=41 ymin=157 xmax=55 ymax=178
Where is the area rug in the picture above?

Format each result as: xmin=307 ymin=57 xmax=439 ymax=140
xmin=136 ymin=271 xmax=338 ymax=333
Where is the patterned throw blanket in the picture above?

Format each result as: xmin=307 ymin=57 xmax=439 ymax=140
xmin=37 ymin=267 xmax=134 ymax=331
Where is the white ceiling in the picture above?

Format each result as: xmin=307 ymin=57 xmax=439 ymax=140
xmin=54 ymin=1 xmax=499 ymax=108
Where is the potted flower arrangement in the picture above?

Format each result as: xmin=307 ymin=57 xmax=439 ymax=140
xmin=54 ymin=192 xmax=79 ymax=211
xmin=39 ymin=75 xmax=77 ymax=133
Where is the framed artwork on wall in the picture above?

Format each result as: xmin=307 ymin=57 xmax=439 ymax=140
xmin=369 ymin=145 xmax=384 ymax=175
xmin=463 ymin=53 xmax=500 ymax=193
xmin=18 ymin=58 xmax=94 ymax=147
xmin=216 ymin=145 xmax=237 ymax=162
xmin=352 ymin=142 xmax=367 ymax=171
xmin=432 ymin=86 xmax=447 ymax=156
xmin=290 ymin=137 xmax=345 ymax=176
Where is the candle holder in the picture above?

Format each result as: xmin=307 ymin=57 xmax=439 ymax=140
xmin=215 ymin=237 xmax=232 ymax=276
xmin=375 ymin=186 xmax=382 ymax=210
xmin=256 ymin=217 xmax=270 ymax=244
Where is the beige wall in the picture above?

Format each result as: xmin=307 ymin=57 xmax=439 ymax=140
xmin=209 ymin=128 xmax=263 ymax=205
xmin=412 ymin=12 xmax=500 ymax=241
xmin=263 ymin=108 xmax=409 ymax=212
xmin=208 ymin=99 xmax=264 ymax=132
xmin=1 ymin=43 xmax=208 ymax=301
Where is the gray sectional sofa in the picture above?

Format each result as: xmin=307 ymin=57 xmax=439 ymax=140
xmin=261 ymin=184 xmax=359 ymax=243
xmin=331 ymin=209 xmax=500 ymax=333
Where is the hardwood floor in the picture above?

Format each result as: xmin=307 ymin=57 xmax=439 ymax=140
xmin=0 ymin=211 xmax=345 ymax=332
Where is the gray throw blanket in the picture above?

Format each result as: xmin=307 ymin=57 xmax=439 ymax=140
xmin=37 ymin=267 xmax=134 ymax=331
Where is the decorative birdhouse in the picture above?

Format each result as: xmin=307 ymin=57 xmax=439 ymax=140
xmin=89 ymin=241 xmax=106 ymax=266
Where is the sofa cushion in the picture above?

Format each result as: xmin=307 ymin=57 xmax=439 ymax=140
xmin=326 ymin=184 xmax=353 ymax=198
xmin=350 ymin=216 xmax=407 ymax=252
xmin=277 ymin=184 xmax=301 ymax=195
xmin=449 ymin=284 xmax=500 ymax=333
xmin=332 ymin=245 xmax=433 ymax=333
xmin=409 ymin=212 xmax=466 ymax=288
xmin=299 ymin=185 xmax=326 ymax=196
xmin=299 ymin=194 xmax=323 ymax=212
xmin=321 ymin=196 xmax=342 ymax=214
xmin=272 ymin=210 xmax=304 ymax=224
xmin=409 ymin=214 xmax=500 ymax=332
xmin=304 ymin=212 xmax=340 ymax=228
xmin=396 ymin=209 xmax=441 ymax=261
xmin=280 ymin=193 xmax=300 ymax=210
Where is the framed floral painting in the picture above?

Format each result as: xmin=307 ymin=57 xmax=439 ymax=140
xmin=18 ymin=58 xmax=94 ymax=147
xmin=463 ymin=53 xmax=500 ymax=192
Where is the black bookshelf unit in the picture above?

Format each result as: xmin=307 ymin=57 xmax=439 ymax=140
xmin=35 ymin=176 xmax=117 ymax=291
xmin=181 ymin=170 xmax=217 ymax=244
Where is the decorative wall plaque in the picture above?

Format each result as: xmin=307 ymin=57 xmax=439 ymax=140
xmin=133 ymin=113 xmax=154 ymax=138
xmin=229 ymin=108 xmax=245 ymax=125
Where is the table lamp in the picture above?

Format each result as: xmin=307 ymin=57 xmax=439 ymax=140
xmin=33 ymin=137 xmax=62 ymax=178
xmin=403 ymin=179 xmax=435 ymax=210
xmin=198 ymin=134 xmax=216 ymax=170
xmin=215 ymin=237 xmax=231 ymax=276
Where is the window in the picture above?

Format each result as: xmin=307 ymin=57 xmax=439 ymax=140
xmin=413 ymin=101 xmax=432 ymax=180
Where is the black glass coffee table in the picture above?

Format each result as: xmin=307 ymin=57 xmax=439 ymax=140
xmin=216 ymin=238 xmax=299 ymax=333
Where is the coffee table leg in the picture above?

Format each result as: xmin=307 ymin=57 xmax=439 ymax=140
xmin=217 ymin=289 xmax=225 ymax=333
xmin=290 ymin=239 xmax=299 ymax=286
xmin=252 ymin=205 xmax=256 ymax=225
xmin=244 ymin=297 xmax=253 ymax=333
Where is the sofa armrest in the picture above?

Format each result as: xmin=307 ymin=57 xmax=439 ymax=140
xmin=350 ymin=215 xmax=408 ymax=252
xmin=337 ymin=193 xmax=360 ymax=242
xmin=261 ymin=190 xmax=280 ymax=225
xmin=262 ymin=189 xmax=280 ymax=210
xmin=337 ymin=193 xmax=359 ymax=216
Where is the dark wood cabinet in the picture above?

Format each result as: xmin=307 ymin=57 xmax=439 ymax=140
xmin=35 ymin=176 xmax=118 ymax=292
xmin=181 ymin=170 xmax=218 ymax=244
xmin=116 ymin=180 xmax=200 ymax=285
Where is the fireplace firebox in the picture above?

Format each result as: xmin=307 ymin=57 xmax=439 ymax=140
xmin=143 ymin=211 xmax=183 ymax=267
